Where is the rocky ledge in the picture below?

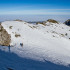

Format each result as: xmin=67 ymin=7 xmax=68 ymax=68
xmin=0 ymin=23 xmax=11 ymax=46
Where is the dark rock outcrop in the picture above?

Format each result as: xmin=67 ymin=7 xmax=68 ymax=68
xmin=14 ymin=19 xmax=23 ymax=22
xmin=36 ymin=19 xmax=58 ymax=26
xmin=0 ymin=24 xmax=11 ymax=46
xmin=64 ymin=19 xmax=70 ymax=26
xmin=36 ymin=22 xmax=46 ymax=26
xmin=47 ymin=19 xmax=58 ymax=24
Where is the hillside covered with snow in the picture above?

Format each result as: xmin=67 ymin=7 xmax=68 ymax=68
xmin=0 ymin=20 xmax=70 ymax=70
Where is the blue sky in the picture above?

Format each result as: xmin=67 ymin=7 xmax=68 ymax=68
xmin=0 ymin=0 xmax=70 ymax=15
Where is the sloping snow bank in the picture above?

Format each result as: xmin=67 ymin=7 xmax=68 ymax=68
xmin=1 ymin=21 xmax=70 ymax=66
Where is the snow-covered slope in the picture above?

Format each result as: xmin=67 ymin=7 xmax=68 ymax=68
xmin=0 ymin=21 xmax=70 ymax=68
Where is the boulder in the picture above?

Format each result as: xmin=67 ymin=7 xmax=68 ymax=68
xmin=0 ymin=24 xmax=11 ymax=46
xmin=64 ymin=19 xmax=70 ymax=26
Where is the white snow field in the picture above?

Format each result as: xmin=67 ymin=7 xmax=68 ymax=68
xmin=0 ymin=21 xmax=70 ymax=70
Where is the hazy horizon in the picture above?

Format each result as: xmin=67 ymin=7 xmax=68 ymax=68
xmin=0 ymin=15 xmax=70 ymax=23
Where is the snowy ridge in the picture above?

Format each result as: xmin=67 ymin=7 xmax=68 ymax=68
xmin=1 ymin=21 xmax=70 ymax=66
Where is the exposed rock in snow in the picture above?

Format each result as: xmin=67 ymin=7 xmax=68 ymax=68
xmin=36 ymin=22 xmax=46 ymax=26
xmin=64 ymin=19 xmax=70 ymax=26
xmin=36 ymin=19 xmax=58 ymax=26
xmin=0 ymin=24 xmax=11 ymax=46
xmin=46 ymin=19 xmax=58 ymax=24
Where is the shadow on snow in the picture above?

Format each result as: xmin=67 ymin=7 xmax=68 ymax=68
xmin=0 ymin=49 xmax=70 ymax=70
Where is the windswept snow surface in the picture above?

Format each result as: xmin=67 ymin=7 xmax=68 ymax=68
xmin=0 ymin=21 xmax=70 ymax=69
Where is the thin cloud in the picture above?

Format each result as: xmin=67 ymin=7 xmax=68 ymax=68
xmin=0 ymin=9 xmax=70 ymax=15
